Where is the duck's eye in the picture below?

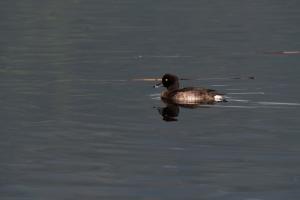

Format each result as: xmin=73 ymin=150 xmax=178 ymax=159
xmin=165 ymin=78 xmax=168 ymax=82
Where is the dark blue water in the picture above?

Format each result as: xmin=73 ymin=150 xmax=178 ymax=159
xmin=1 ymin=1 xmax=300 ymax=199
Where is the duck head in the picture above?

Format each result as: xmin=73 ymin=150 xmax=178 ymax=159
xmin=154 ymin=73 xmax=179 ymax=91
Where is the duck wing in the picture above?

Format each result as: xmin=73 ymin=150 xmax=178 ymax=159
xmin=177 ymin=87 xmax=218 ymax=94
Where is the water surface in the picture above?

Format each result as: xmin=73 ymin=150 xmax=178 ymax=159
xmin=1 ymin=1 xmax=300 ymax=199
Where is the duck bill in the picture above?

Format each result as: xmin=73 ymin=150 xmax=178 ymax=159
xmin=153 ymin=82 xmax=162 ymax=88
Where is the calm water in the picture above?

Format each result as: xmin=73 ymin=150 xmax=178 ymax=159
xmin=1 ymin=1 xmax=300 ymax=199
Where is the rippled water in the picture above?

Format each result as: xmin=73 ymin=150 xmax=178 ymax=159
xmin=1 ymin=1 xmax=300 ymax=199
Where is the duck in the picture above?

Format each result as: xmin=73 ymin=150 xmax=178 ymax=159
xmin=154 ymin=73 xmax=226 ymax=105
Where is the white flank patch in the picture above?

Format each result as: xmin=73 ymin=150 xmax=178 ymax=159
xmin=214 ymin=95 xmax=224 ymax=102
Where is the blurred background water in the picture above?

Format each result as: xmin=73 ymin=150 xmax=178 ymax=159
xmin=1 ymin=0 xmax=300 ymax=199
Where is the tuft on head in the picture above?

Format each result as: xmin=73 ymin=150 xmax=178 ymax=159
xmin=161 ymin=74 xmax=179 ymax=90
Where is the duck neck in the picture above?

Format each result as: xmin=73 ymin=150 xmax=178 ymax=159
xmin=167 ymin=82 xmax=179 ymax=92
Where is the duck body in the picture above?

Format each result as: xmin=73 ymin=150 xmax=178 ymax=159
xmin=161 ymin=87 xmax=222 ymax=104
xmin=157 ymin=74 xmax=225 ymax=105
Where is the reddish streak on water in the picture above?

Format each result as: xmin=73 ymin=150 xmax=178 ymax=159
xmin=264 ymin=51 xmax=300 ymax=55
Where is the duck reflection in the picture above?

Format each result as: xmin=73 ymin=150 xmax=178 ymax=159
xmin=157 ymin=103 xmax=180 ymax=121
xmin=157 ymin=100 xmax=209 ymax=122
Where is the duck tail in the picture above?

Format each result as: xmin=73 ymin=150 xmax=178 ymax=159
xmin=214 ymin=94 xmax=227 ymax=102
